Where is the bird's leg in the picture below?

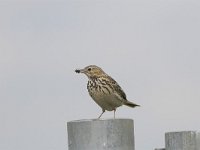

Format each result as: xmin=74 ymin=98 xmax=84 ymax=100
xmin=98 ymin=109 xmax=105 ymax=119
xmin=114 ymin=108 xmax=116 ymax=119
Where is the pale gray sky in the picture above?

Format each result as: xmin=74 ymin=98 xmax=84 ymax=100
xmin=0 ymin=0 xmax=200 ymax=150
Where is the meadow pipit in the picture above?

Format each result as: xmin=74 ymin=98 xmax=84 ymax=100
xmin=75 ymin=65 xmax=140 ymax=118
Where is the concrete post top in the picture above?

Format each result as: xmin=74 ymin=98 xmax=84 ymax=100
xmin=67 ymin=118 xmax=135 ymax=150
xmin=67 ymin=118 xmax=134 ymax=124
xmin=165 ymin=131 xmax=200 ymax=135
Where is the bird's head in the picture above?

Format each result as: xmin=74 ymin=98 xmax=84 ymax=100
xmin=75 ymin=65 xmax=106 ymax=79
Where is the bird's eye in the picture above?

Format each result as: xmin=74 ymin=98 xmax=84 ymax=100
xmin=88 ymin=68 xmax=91 ymax=71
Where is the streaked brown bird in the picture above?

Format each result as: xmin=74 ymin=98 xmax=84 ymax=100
xmin=75 ymin=65 xmax=140 ymax=119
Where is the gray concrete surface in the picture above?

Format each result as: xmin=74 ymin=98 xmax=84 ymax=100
xmin=165 ymin=131 xmax=200 ymax=150
xmin=67 ymin=119 xmax=134 ymax=150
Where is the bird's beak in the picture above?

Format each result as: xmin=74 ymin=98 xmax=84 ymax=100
xmin=75 ymin=68 xmax=85 ymax=74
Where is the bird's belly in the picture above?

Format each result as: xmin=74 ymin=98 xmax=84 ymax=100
xmin=89 ymin=91 xmax=123 ymax=111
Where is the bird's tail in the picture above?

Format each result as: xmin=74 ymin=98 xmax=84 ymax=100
xmin=124 ymin=101 xmax=140 ymax=108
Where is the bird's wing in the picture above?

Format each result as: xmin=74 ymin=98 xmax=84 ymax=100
xmin=106 ymin=75 xmax=127 ymax=100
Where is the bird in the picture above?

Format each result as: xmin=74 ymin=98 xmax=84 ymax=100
xmin=75 ymin=65 xmax=140 ymax=119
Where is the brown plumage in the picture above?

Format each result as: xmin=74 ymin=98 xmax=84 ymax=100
xmin=75 ymin=65 xmax=140 ymax=118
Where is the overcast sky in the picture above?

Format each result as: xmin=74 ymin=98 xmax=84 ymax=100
xmin=0 ymin=0 xmax=200 ymax=150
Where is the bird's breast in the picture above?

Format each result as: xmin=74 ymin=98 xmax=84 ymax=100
xmin=87 ymin=79 xmax=112 ymax=95
xmin=87 ymin=79 xmax=123 ymax=111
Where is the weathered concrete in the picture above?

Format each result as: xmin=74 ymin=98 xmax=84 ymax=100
xmin=155 ymin=148 xmax=165 ymax=150
xmin=165 ymin=131 xmax=200 ymax=150
xmin=67 ymin=119 xmax=134 ymax=150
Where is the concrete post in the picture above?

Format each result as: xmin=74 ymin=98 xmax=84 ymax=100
xmin=165 ymin=131 xmax=200 ymax=150
xmin=67 ymin=119 xmax=135 ymax=150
